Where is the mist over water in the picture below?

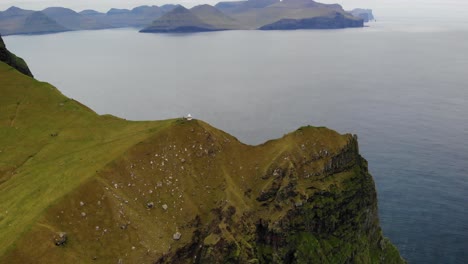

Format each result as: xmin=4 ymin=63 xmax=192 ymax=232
xmin=5 ymin=20 xmax=468 ymax=263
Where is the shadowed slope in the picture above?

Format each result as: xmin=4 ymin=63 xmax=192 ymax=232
xmin=191 ymin=4 xmax=242 ymax=30
xmin=140 ymin=5 xmax=218 ymax=33
xmin=0 ymin=7 xmax=68 ymax=35
xmin=42 ymin=7 xmax=109 ymax=30
xmin=0 ymin=35 xmax=32 ymax=76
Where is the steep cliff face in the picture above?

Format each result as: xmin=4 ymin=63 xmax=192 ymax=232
xmin=1 ymin=117 xmax=404 ymax=263
xmin=0 ymin=35 xmax=33 ymax=76
xmin=349 ymin=9 xmax=375 ymax=23
xmin=259 ymin=12 xmax=363 ymax=30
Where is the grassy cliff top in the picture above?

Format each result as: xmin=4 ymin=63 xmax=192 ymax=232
xmin=0 ymin=60 xmax=350 ymax=259
xmin=0 ymin=46 xmax=404 ymax=263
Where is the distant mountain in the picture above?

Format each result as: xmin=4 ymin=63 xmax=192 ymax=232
xmin=349 ymin=8 xmax=375 ymax=22
xmin=79 ymin=5 xmax=170 ymax=28
xmin=0 ymin=5 xmax=176 ymax=35
xmin=21 ymin=11 xmax=69 ymax=34
xmin=42 ymin=7 xmax=108 ymax=30
xmin=140 ymin=5 xmax=220 ymax=33
xmin=0 ymin=0 xmax=365 ymax=35
xmin=215 ymin=0 xmax=278 ymax=14
xmin=79 ymin=9 xmax=102 ymax=16
xmin=190 ymin=4 xmax=241 ymax=30
xmin=216 ymin=0 xmax=362 ymax=29
xmin=160 ymin=4 xmax=178 ymax=13
xmin=0 ymin=7 xmax=68 ymax=35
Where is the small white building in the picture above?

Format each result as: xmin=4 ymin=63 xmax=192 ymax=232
xmin=186 ymin=114 xmax=193 ymax=121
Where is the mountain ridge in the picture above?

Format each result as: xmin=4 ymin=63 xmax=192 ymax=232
xmin=0 ymin=1 xmax=368 ymax=35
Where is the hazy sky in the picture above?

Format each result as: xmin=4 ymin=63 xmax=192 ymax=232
xmin=0 ymin=0 xmax=467 ymax=21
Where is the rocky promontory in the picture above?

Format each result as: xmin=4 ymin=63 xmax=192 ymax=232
xmin=0 ymin=36 xmax=404 ymax=263
xmin=0 ymin=35 xmax=32 ymax=76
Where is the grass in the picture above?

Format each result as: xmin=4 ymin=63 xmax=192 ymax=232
xmin=0 ymin=62 xmax=173 ymax=257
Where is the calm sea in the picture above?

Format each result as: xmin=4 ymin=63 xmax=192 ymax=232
xmin=5 ymin=20 xmax=468 ymax=263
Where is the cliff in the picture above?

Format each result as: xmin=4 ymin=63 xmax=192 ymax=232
xmin=259 ymin=12 xmax=363 ymax=30
xmin=216 ymin=0 xmax=363 ymax=29
xmin=0 ymin=43 xmax=403 ymax=263
xmin=349 ymin=9 xmax=375 ymax=23
xmin=0 ymin=35 xmax=32 ymax=76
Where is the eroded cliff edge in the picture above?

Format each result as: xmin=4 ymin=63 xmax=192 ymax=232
xmin=0 ymin=40 xmax=404 ymax=263
xmin=0 ymin=35 xmax=33 ymax=77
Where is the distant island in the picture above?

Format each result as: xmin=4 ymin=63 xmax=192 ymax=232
xmin=0 ymin=0 xmax=374 ymax=35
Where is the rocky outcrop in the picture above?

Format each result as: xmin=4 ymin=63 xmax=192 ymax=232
xmin=0 ymin=35 xmax=33 ymax=76
xmin=151 ymin=133 xmax=404 ymax=263
xmin=259 ymin=12 xmax=363 ymax=30
xmin=53 ymin=232 xmax=67 ymax=246
xmin=349 ymin=8 xmax=375 ymax=23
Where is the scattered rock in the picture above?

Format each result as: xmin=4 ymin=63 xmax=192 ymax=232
xmin=162 ymin=204 xmax=168 ymax=211
xmin=173 ymin=232 xmax=181 ymax=240
xmin=147 ymin=202 xmax=154 ymax=209
xmin=54 ymin=232 xmax=67 ymax=246
xmin=81 ymin=212 xmax=86 ymax=217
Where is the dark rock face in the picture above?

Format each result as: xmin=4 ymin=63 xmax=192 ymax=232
xmin=154 ymin=136 xmax=405 ymax=263
xmin=0 ymin=35 xmax=33 ymax=77
xmin=259 ymin=13 xmax=363 ymax=30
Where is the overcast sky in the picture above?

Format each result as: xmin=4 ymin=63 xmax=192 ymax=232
xmin=0 ymin=0 xmax=467 ymax=21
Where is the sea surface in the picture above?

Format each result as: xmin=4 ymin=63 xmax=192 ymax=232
xmin=5 ymin=20 xmax=468 ymax=264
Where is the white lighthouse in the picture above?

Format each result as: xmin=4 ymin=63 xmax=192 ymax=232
xmin=186 ymin=113 xmax=193 ymax=121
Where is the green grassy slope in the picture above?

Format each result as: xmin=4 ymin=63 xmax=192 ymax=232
xmin=0 ymin=62 xmax=173 ymax=257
